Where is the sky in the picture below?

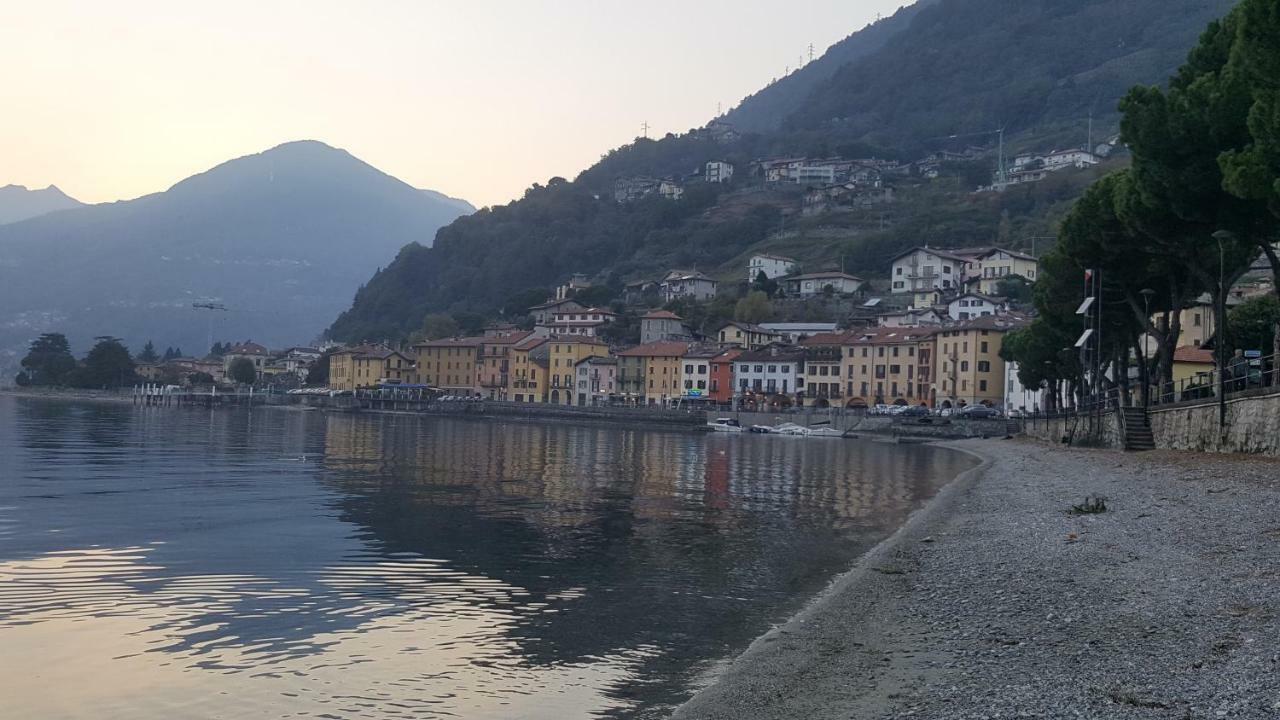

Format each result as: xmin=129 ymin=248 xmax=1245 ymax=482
xmin=1 ymin=1 xmax=911 ymax=209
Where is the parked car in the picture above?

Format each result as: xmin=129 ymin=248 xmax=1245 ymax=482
xmin=957 ymin=405 xmax=1001 ymax=419
xmin=897 ymin=405 xmax=931 ymax=417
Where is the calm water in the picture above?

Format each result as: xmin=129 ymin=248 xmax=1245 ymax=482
xmin=0 ymin=396 xmax=975 ymax=719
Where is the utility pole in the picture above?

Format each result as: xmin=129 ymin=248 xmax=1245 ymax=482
xmin=1087 ymin=110 xmax=1094 ymax=152
xmin=641 ymin=121 xmax=650 ymax=139
xmin=808 ymin=43 xmax=815 ymax=63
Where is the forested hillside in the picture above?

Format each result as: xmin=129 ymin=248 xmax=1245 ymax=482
xmin=327 ymin=0 xmax=1238 ymax=344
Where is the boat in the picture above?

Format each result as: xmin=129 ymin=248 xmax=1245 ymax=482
xmin=748 ymin=425 xmax=776 ymax=434
xmin=805 ymin=426 xmax=845 ymax=438
xmin=772 ymin=422 xmax=811 ymax=436
xmin=707 ymin=418 xmax=744 ymax=432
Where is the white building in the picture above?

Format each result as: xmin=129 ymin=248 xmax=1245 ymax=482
xmin=574 ymin=356 xmax=617 ymax=406
xmin=1004 ymin=361 xmax=1046 ymax=414
xmin=661 ymin=270 xmax=718 ymax=302
xmin=747 ymin=253 xmax=797 ymax=282
xmin=733 ymin=346 xmax=808 ymax=397
xmin=947 ymin=293 xmax=1007 ymax=321
xmin=878 ymin=308 xmax=945 ymax=327
xmin=758 ymin=322 xmax=839 ymax=343
xmin=785 ymin=271 xmax=864 ymax=297
xmin=658 ymin=179 xmax=684 ymax=201
xmin=1043 ymin=149 xmax=1100 ymax=171
xmin=890 ymin=247 xmax=968 ymax=308
xmin=705 ymin=161 xmax=735 ymax=184
xmin=793 ymin=165 xmax=837 ymax=186
xmin=680 ymin=348 xmax=720 ymax=399
xmin=542 ymin=307 xmax=616 ymax=337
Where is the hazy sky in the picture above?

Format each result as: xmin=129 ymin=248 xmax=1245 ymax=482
xmin=2 ymin=1 xmax=911 ymax=208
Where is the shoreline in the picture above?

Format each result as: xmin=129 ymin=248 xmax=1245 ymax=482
xmin=672 ymin=439 xmax=1280 ymax=718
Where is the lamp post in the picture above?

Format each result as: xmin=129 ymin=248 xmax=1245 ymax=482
xmin=1140 ymin=288 xmax=1156 ymax=409
xmin=1211 ymin=231 xmax=1232 ymax=441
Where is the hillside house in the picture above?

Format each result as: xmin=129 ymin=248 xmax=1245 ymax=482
xmin=747 ymin=253 xmax=797 ymax=282
xmin=947 ymin=293 xmax=1007 ymax=321
xmin=964 ymin=248 xmax=1038 ymax=294
xmin=705 ymin=161 xmax=735 ymax=184
xmin=890 ymin=247 xmax=968 ymax=308
xmin=733 ymin=346 xmax=808 ymax=400
xmin=785 ymin=271 xmax=864 ymax=297
xmin=640 ymin=310 xmax=693 ymax=344
xmin=660 ymin=270 xmax=718 ymax=302
xmin=716 ymin=321 xmax=783 ymax=350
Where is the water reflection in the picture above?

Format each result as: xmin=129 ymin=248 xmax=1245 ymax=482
xmin=0 ymin=396 xmax=975 ymax=718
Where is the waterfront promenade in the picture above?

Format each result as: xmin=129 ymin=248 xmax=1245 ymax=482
xmin=674 ymin=439 xmax=1280 ymax=719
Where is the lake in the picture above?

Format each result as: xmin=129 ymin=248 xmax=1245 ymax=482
xmin=0 ymin=396 xmax=976 ymax=718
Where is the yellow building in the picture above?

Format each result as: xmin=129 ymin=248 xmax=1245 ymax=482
xmin=546 ymin=336 xmax=609 ymax=405
xmin=798 ymin=333 xmax=848 ymax=407
xmin=508 ymin=336 xmax=549 ymax=402
xmin=934 ymin=315 xmax=1024 ymax=409
xmin=615 ymin=341 xmax=691 ymax=405
xmin=1172 ymin=345 xmax=1216 ymax=387
xmin=840 ymin=327 xmax=937 ymax=407
xmin=414 ymin=337 xmax=483 ymax=395
xmin=477 ymin=330 xmax=533 ymax=400
xmin=716 ymin=322 xmax=783 ymax=350
xmin=328 ymin=345 xmax=415 ymax=391
xmin=965 ymin=248 xmax=1039 ymax=295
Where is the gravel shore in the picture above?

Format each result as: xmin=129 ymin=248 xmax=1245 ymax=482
xmin=673 ymin=439 xmax=1280 ymax=719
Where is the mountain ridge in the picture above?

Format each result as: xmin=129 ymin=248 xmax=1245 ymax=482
xmin=0 ymin=183 xmax=84 ymax=225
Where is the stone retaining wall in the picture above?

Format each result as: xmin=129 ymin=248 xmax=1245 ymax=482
xmin=1149 ymin=390 xmax=1280 ymax=456
xmin=1020 ymin=411 xmax=1122 ymax=449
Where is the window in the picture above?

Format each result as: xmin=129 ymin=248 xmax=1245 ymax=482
xmin=862 ymin=348 xmax=869 ymax=357
xmin=892 ymin=347 xmax=900 ymax=357
xmin=780 ymin=365 xmax=789 ymax=373
xmin=979 ymin=380 xmax=988 ymax=392
xmin=698 ymin=365 xmax=706 ymax=374
xmin=755 ymin=365 xmax=763 ymax=373
xmin=943 ymin=266 xmax=952 ymax=274
xmin=819 ymin=366 xmax=829 ymax=376
xmin=877 ymin=347 xmax=885 ymax=357
xmin=685 ymin=364 xmax=693 ymax=374
xmin=978 ymin=361 xmax=991 ymax=372
xmin=740 ymin=364 xmax=749 ymax=373
xmin=961 ymin=361 xmax=970 ymax=372
xmin=908 ymin=347 xmax=915 ymax=356
xmin=895 ymin=267 xmax=902 ymax=275
xmin=890 ymin=364 xmax=901 ymax=374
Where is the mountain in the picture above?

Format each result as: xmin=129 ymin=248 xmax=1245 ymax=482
xmin=0 ymin=140 xmax=472 ymax=365
xmin=0 ymin=184 xmax=84 ymax=225
xmin=328 ymin=0 xmax=1238 ymax=344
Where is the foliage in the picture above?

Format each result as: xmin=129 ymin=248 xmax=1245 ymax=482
xmin=995 ymin=275 xmax=1034 ymax=305
xmin=19 ymin=332 xmax=77 ymax=386
xmin=66 ymin=337 xmax=135 ymax=389
xmin=138 ymin=341 xmax=159 ymax=363
xmin=734 ymin=291 xmax=774 ymax=324
xmin=421 ymin=313 xmax=460 ymax=340
xmin=1228 ymin=294 xmax=1280 ymax=353
xmin=228 ymin=357 xmax=257 ymax=385
xmin=188 ymin=372 xmax=216 ymax=386
xmin=305 ymin=350 xmax=335 ymax=386
xmin=1219 ymin=0 xmax=1280 ymax=218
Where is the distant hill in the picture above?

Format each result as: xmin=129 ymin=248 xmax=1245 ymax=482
xmin=328 ymin=0 xmax=1238 ymax=345
xmin=0 ymin=184 xmax=83 ymax=225
xmin=0 ymin=140 xmax=472 ymax=365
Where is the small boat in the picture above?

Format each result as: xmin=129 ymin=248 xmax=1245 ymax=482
xmin=772 ymin=422 xmax=810 ymax=436
xmin=805 ymin=426 xmax=845 ymax=438
xmin=707 ymin=418 xmax=744 ymax=432
xmin=748 ymin=425 xmax=775 ymax=434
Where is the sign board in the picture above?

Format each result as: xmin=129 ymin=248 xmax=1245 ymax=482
xmin=1244 ymin=350 xmax=1263 ymax=359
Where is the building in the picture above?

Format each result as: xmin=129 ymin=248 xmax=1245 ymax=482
xmin=614 ymin=341 xmax=690 ymax=405
xmin=528 ymin=298 xmax=586 ymax=328
xmin=574 ymin=356 xmax=617 ymax=406
xmin=554 ymin=273 xmax=592 ymax=301
xmin=328 ymin=345 xmax=415 ymax=392
xmin=705 ymin=161 xmax=735 ymax=184
xmin=747 ymin=253 xmax=797 ymax=283
xmin=934 ymin=314 xmax=1026 ymax=409
xmin=541 ymin=306 xmax=616 ymax=338
xmin=800 ymin=343 xmax=846 ymax=407
xmin=658 ymin=179 xmax=684 ymax=201
xmin=716 ymin=321 xmax=783 ymax=350
xmin=964 ymin=248 xmax=1039 ymax=294
xmin=1043 ymin=149 xmax=1100 ymax=171
xmin=733 ymin=346 xmax=807 ymax=403
xmin=1004 ymin=361 xmax=1047 ymax=415
xmin=223 ymin=342 xmax=270 ymax=380
xmin=660 ymin=270 xmax=718 ymax=302
xmin=793 ymin=164 xmax=837 ymax=186
xmin=546 ymin=337 xmax=610 ymax=405
xmin=758 ymin=322 xmax=839 ymax=343
xmin=414 ymin=337 xmax=483 ymax=395
xmin=679 ymin=347 xmax=721 ymax=401
xmin=785 ymin=271 xmax=865 ymax=297
xmin=707 ymin=348 xmax=742 ymax=404
xmin=476 ymin=330 xmax=533 ymax=400
xmin=947 ymin=292 xmax=1007 ymax=321
xmin=840 ymin=327 xmax=936 ymax=408
xmin=507 ymin=336 xmax=549 ymax=402
xmin=890 ymin=247 xmax=969 ymax=308
xmin=878 ymin=307 xmax=945 ymax=327
xmin=614 ymin=176 xmax=660 ymax=203
xmin=640 ymin=310 xmax=693 ymax=344
xmin=1172 ymin=345 xmax=1216 ymax=388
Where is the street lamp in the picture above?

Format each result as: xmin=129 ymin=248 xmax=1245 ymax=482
xmin=1211 ymin=230 xmax=1232 ymax=440
xmin=1140 ymin=288 xmax=1156 ymax=408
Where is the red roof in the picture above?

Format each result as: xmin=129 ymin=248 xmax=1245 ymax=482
xmin=1174 ymin=345 xmax=1215 ymax=364
xmin=615 ymin=341 xmax=692 ymax=358
xmin=416 ymin=337 xmax=485 ymax=348
xmin=642 ymin=310 xmax=683 ymax=320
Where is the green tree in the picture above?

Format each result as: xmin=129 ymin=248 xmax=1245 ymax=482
xmin=138 ymin=340 xmax=159 ymax=363
xmin=188 ymin=372 xmax=216 ymax=386
xmin=752 ymin=270 xmax=779 ymax=298
xmin=67 ymin=337 xmax=135 ymax=389
xmin=421 ymin=313 xmax=460 ymax=340
xmin=1228 ymin=294 xmax=1280 ymax=354
xmin=228 ymin=357 xmax=257 ymax=385
xmin=305 ymin=350 xmax=334 ymax=386
xmin=734 ymin=291 xmax=774 ymax=324
xmin=19 ymin=332 xmax=77 ymax=386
